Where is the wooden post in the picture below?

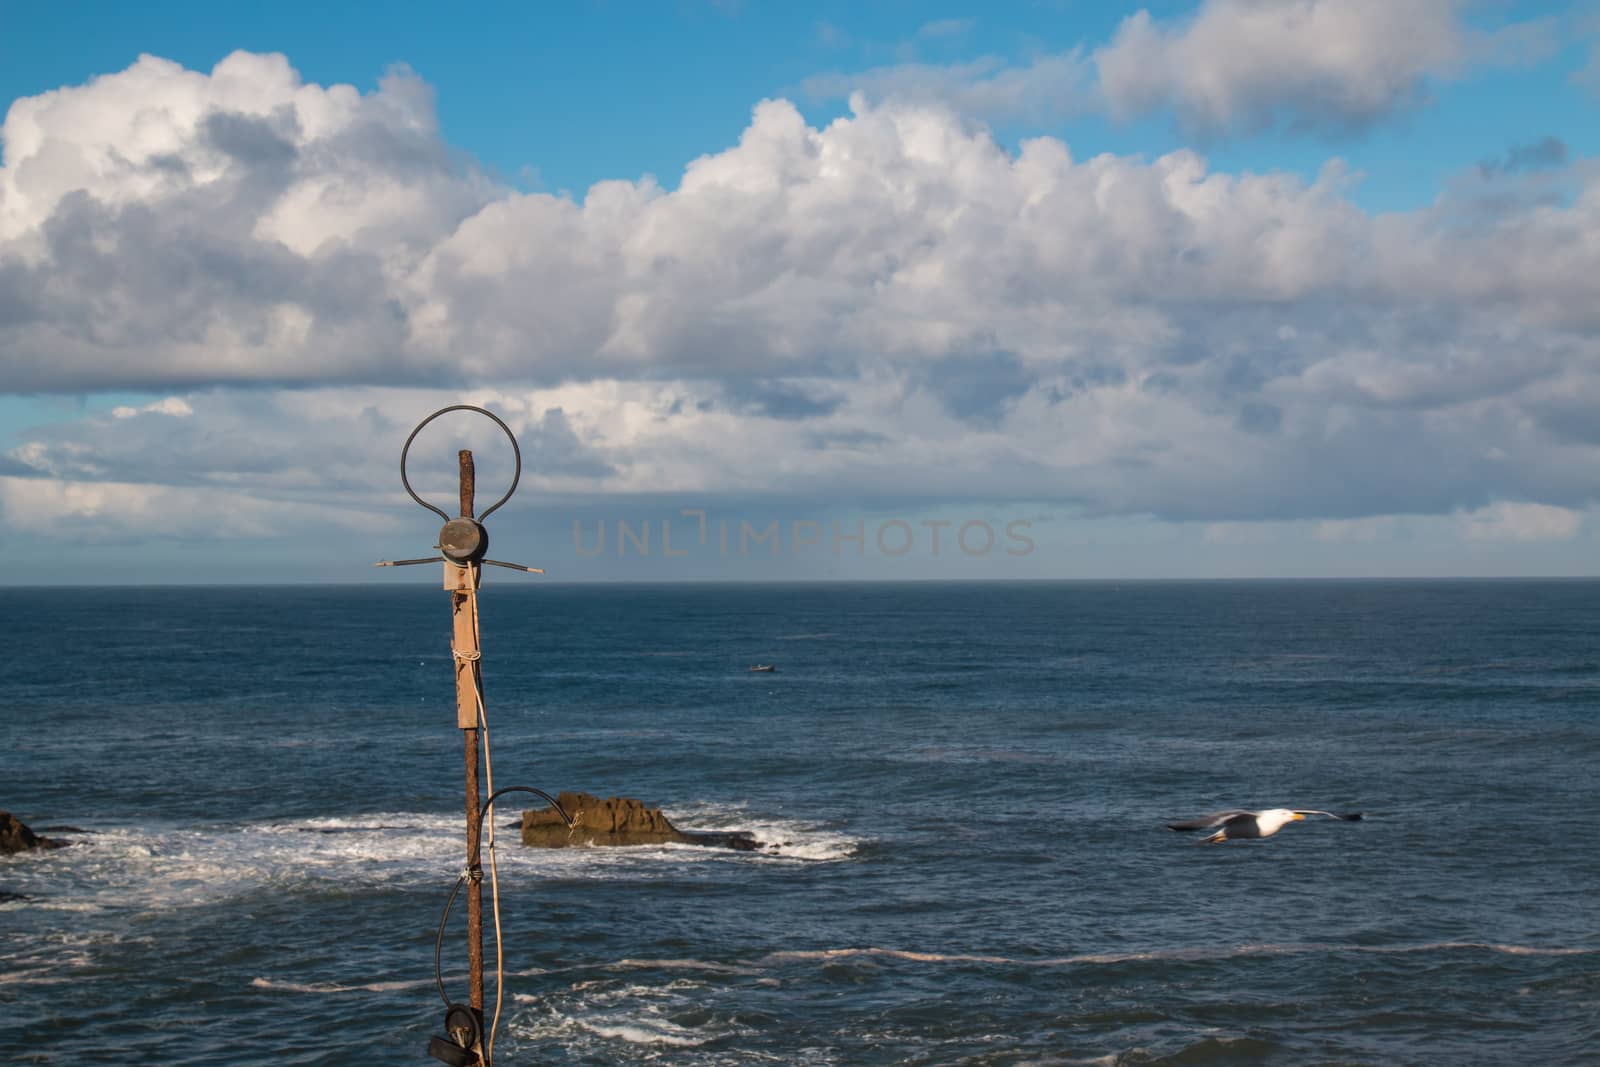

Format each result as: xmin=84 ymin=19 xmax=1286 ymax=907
xmin=448 ymin=448 xmax=486 ymax=1022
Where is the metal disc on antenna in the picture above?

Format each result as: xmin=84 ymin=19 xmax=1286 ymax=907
xmin=439 ymin=518 xmax=487 ymax=564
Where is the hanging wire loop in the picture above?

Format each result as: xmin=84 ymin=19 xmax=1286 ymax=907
xmin=400 ymin=405 xmax=523 ymax=522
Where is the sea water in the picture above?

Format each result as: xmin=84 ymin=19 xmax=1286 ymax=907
xmin=2 ymin=580 xmax=1597 ymax=1065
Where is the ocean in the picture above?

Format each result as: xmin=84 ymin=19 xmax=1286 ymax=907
xmin=2 ymin=580 xmax=1597 ymax=1065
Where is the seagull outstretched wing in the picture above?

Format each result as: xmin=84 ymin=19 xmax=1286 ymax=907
xmin=1166 ymin=811 xmax=1253 ymax=832
xmin=1291 ymin=810 xmax=1363 ymax=821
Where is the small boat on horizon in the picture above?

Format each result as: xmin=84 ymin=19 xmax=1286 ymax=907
xmin=748 ymin=664 xmax=776 ymax=673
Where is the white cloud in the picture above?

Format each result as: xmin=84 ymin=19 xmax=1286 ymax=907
xmin=807 ymin=1 xmax=1555 ymax=138
xmin=0 ymin=472 xmax=390 ymax=542
xmin=1094 ymin=0 xmax=1550 ymax=136
xmin=1458 ymin=501 xmax=1582 ymax=542
xmin=2 ymin=52 xmax=1599 ymax=544
xmin=112 ymin=396 xmax=194 ymax=419
xmin=0 ymin=51 xmax=494 ymax=392
xmin=0 ymin=52 xmax=487 ymax=253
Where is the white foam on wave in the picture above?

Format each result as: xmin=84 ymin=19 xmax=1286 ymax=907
xmin=756 ymin=940 xmax=1600 ymax=969
xmin=507 ymin=977 xmax=747 ymax=1055
xmin=252 ymin=965 xmax=552 ymax=997
xmin=610 ymin=957 xmax=760 ymax=976
xmin=0 ymin=814 xmax=475 ymax=990
xmin=249 ymin=975 xmax=436 ymax=994
xmin=240 ymin=940 xmax=1600 ymax=1004
xmin=2 ymin=803 xmax=859 ymax=992
xmin=0 ymin=963 xmax=80 ymax=988
xmin=0 ymin=813 xmax=465 ymax=916
xmin=3 ymin=799 xmax=857 ymax=920
xmin=579 ymin=1019 xmax=711 ymax=1048
xmin=1354 ymin=940 xmax=1595 ymax=958
xmin=0 ymin=937 xmax=102 ymax=989
xmin=0 ymin=927 xmax=136 ymax=988
xmin=664 ymin=801 xmax=861 ymax=863
xmin=464 ymin=801 xmax=860 ymax=881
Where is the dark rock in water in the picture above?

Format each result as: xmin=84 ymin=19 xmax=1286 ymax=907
xmin=679 ymin=829 xmax=764 ymax=851
xmin=1 ymin=811 xmax=66 ymax=855
xmin=521 ymin=791 xmax=766 ymax=852
xmin=0 ymin=890 xmax=31 ymax=903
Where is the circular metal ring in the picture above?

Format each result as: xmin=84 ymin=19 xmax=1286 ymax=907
xmin=399 ymin=405 xmax=522 ymax=522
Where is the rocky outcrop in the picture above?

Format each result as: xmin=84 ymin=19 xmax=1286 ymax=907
xmin=1 ymin=811 xmax=65 ymax=855
xmin=521 ymin=792 xmax=763 ymax=851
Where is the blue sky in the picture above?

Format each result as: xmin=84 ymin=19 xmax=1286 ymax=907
xmin=2 ymin=1 xmax=1599 ymax=582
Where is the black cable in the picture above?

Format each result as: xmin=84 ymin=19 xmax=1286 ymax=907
xmin=433 ymin=786 xmax=575 ymax=1007
xmin=469 ymin=787 xmax=573 ymax=867
xmin=435 ymin=873 xmax=466 ymax=1007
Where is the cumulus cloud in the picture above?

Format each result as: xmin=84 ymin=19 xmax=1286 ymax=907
xmin=0 ymin=51 xmax=495 ymax=392
xmin=808 ymin=1 xmax=1556 ymax=138
xmin=1094 ymin=0 xmax=1551 ymax=137
xmin=1458 ymin=501 xmax=1582 ymax=542
xmin=2 ymin=51 xmax=1600 ymax=546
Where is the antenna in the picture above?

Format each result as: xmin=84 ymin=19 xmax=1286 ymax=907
xmin=378 ymin=403 xmax=544 ymax=575
xmin=376 ymin=404 xmax=557 ymax=1066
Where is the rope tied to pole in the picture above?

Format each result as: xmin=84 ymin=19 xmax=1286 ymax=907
xmin=461 ymin=571 xmax=566 ymax=1063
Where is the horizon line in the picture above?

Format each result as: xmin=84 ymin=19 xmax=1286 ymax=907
xmin=5 ymin=574 xmax=1600 ymax=589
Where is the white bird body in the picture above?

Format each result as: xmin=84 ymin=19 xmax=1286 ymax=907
xmin=1167 ymin=807 xmax=1362 ymax=843
xmin=1249 ymin=808 xmax=1301 ymax=838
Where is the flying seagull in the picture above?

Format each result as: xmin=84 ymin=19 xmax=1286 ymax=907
xmin=1167 ymin=808 xmax=1363 ymax=844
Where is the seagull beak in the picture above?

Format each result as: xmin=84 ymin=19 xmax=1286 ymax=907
xmin=1292 ymin=813 xmax=1306 ymax=820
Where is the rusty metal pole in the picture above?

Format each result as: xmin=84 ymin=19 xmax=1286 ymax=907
xmin=380 ymin=405 xmax=547 ymax=1066
xmin=448 ymin=448 xmax=487 ymax=1021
